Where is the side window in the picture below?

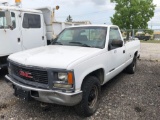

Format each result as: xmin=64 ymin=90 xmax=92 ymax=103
xmin=0 ymin=12 xmax=16 ymax=29
xmin=11 ymin=12 xmax=16 ymax=29
xmin=109 ymin=28 xmax=122 ymax=40
xmin=109 ymin=28 xmax=123 ymax=50
xmin=23 ymin=13 xmax=41 ymax=28
xmin=0 ymin=11 xmax=6 ymax=29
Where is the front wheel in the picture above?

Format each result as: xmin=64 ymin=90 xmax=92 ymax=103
xmin=74 ymin=76 xmax=101 ymax=117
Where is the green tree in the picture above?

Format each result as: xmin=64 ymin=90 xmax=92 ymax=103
xmin=111 ymin=0 xmax=156 ymax=30
xmin=66 ymin=15 xmax=73 ymax=22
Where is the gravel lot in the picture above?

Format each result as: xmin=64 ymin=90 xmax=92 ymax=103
xmin=0 ymin=60 xmax=160 ymax=120
xmin=140 ymin=43 xmax=160 ymax=61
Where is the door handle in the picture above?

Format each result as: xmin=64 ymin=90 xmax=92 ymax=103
xmin=123 ymin=50 xmax=125 ymax=53
xmin=18 ymin=38 xmax=20 ymax=42
xmin=42 ymin=36 xmax=44 ymax=40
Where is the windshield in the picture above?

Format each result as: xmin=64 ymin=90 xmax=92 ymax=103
xmin=53 ymin=27 xmax=107 ymax=49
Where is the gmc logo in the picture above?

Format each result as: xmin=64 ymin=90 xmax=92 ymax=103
xmin=19 ymin=70 xmax=33 ymax=78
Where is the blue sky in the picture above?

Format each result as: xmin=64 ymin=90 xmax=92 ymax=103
xmin=1 ymin=0 xmax=160 ymax=29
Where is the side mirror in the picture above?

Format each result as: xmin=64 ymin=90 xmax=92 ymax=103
xmin=111 ymin=40 xmax=123 ymax=47
xmin=5 ymin=11 xmax=12 ymax=29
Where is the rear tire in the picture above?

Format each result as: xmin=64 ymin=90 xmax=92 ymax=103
xmin=126 ymin=56 xmax=137 ymax=74
xmin=74 ymin=76 xmax=101 ymax=117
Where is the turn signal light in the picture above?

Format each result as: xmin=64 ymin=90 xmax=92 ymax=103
xmin=15 ymin=0 xmax=21 ymax=3
xmin=68 ymin=72 xmax=73 ymax=85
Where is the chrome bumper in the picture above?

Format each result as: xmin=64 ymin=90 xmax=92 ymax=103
xmin=5 ymin=75 xmax=82 ymax=106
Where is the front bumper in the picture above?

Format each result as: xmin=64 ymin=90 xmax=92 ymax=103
xmin=5 ymin=75 xmax=82 ymax=106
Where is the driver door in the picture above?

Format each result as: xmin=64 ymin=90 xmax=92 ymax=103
xmin=107 ymin=27 xmax=126 ymax=73
xmin=0 ymin=11 xmax=22 ymax=56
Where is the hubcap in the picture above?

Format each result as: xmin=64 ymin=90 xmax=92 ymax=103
xmin=88 ymin=85 xmax=98 ymax=108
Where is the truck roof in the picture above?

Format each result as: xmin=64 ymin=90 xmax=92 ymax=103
xmin=67 ymin=24 xmax=119 ymax=28
xmin=0 ymin=6 xmax=42 ymax=13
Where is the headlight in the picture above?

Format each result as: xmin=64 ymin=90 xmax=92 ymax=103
xmin=53 ymin=72 xmax=74 ymax=89
xmin=57 ymin=72 xmax=73 ymax=84
xmin=58 ymin=72 xmax=68 ymax=81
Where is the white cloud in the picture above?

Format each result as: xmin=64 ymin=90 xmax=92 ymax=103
xmin=53 ymin=0 xmax=115 ymax=24
xmin=91 ymin=0 xmax=107 ymax=5
xmin=153 ymin=0 xmax=160 ymax=4
xmin=0 ymin=0 xmax=8 ymax=2
xmin=149 ymin=0 xmax=160 ymax=28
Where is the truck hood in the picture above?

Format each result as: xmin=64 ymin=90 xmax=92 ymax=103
xmin=8 ymin=45 xmax=102 ymax=69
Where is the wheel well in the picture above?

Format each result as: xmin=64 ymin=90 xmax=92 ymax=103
xmin=0 ymin=56 xmax=8 ymax=64
xmin=134 ymin=51 xmax=138 ymax=57
xmin=84 ymin=68 xmax=104 ymax=85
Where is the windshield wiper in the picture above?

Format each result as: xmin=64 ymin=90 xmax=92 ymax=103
xmin=52 ymin=41 xmax=63 ymax=45
xmin=69 ymin=42 xmax=92 ymax=47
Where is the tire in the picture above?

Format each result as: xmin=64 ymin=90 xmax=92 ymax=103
xmin=74 ymin=76 xmax=101 ymax=117
xmin=126 ymin=56 xmax=137 ymax=74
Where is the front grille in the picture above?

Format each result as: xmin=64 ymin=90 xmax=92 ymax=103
xmin=11 ymin=64 xmax=48 ymax=84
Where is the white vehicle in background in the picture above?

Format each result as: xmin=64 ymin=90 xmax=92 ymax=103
xmin=0 ymin=2 xmax=88 ymax=70
xmin=6 ymin=25 xmax=140 ymax=117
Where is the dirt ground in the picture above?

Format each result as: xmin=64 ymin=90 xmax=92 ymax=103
xmin=140 ymin=43 xmax=160 ymax=61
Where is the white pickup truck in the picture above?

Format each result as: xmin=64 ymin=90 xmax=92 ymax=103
xmin=5 ymin=25 xmax=140 ymax=117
